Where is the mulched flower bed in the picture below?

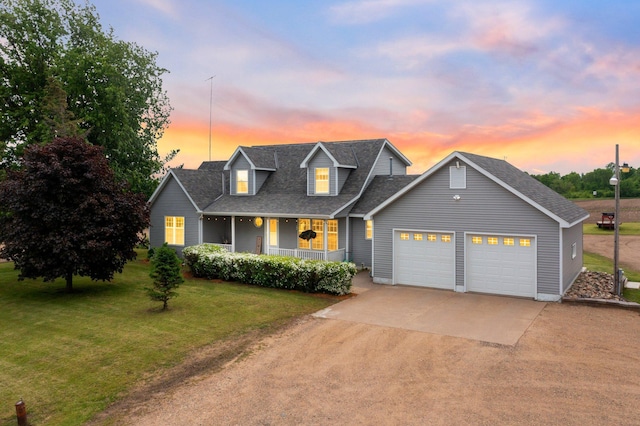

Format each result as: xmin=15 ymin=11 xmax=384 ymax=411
xmin=564 ymin=271 xmax=625 ymax=301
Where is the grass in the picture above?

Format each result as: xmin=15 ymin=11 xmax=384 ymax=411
xmin=0 ymin=253 xmax=336 ymax=426
xmin=583 ymin=222 xmax=640 ymax=235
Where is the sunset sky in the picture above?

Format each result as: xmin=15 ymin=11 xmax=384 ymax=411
xmin=92 ymin=0 xmax=640 ymax=176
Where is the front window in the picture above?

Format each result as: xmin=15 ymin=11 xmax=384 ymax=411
xmin=315 ymin=167 xmax=329 ymax=194
xmin=328 ymin=220 xmax=338 ymax=251
xmin=236 ymin=169 xmax=248 ymax=194
xmin=312 ymin=219 xmax=324 ymax=250
xmin=165 ymin=216 xmax=184 ymax=245
xmin=299 ymin=219 xmax=311 ymax=249
xmin=365 ymin=220 xmax=373 ymax=240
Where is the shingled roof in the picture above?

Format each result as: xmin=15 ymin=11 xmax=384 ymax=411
xmin=204 ymin=139 xmax=402 ymax=217
xmin=365 ymin=151 xmax=588 ymax=227
xmin=149 ymin=162 xmax=227 ymax=210
xmin=351 ymin=175 xmax=420 ymax=216
xmin=458 ymin=152 xmax=589 ymax=225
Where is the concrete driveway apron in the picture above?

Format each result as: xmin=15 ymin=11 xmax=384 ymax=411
xmin=314 ymin=274 xmax=546 ymax=346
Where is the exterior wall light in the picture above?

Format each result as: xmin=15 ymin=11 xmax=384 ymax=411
xmin=254 ymin=217 xmax=263 ymax=228
xmin=453 ymin=195 xmax=461 ymax=201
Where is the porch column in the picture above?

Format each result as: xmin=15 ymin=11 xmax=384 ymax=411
xmin=198 ymin=213 xmax=203 ymax=245
xmin=231 ymin=215 xmax=236 ymax=252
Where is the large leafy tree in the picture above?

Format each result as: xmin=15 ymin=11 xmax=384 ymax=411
xmin=0 ymin=0 xmax=174 ymax=196
xmin=0 ymin=137 xmax=150 ymax=291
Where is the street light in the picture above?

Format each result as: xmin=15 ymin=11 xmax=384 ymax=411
xmin=609 ymin=145 xmax=629 ymax=296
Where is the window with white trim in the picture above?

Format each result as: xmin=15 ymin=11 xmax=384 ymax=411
xmin=503 ymin=237 xmax=515 ymax=246
xmin=472 ymin=236 xmax=482 ymax=244
xmin=315 ymin=168 xmax=329 ymax=194
xmin=427 ymin=234 xmax=437 ymax=242
xmin=488 ymin=237 xmax=498 ymax=245
xmin=365 ymin=220 xmax=373 ymax=240
xmin=298 ymin=219 xmax=311 ymax=249
xmin=236 ymin=169 xmax=248 ymax=194
xmin=414 ymin=233 xmax=423 ymax=241
xmin=572 ymin=242 xmax=577 ymax=259
xmin=520 ymin=238 xmax=531 ymax=247
xmin=441 ymin=235 xmax=451 ymax=243
xmin=165 ymin=216 xmax=184 ymax=245
xmin=312 ymin=219 xmax=324 ymax=250
xmin=328 ymin=220 xmax=338 ymax=251
xmin=450 ymin=165 xmax=466 ymax=189
xmin=400 ymin=233 xmax=410 ymax=240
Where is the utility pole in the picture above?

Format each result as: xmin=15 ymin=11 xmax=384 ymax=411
xmin=206 ymin=75 xmax=215 ymax=161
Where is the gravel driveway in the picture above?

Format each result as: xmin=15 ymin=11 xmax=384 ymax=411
xmin=93 ymin=296 xmax=640 ymax=425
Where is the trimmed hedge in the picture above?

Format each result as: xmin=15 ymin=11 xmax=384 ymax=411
xmin=183 ymin=244 xmax=356 ymax=295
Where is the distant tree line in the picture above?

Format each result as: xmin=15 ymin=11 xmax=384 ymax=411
xmin=531 ymin=163 xmax=639 ymax=199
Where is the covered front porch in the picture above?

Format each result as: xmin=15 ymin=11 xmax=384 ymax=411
xmin=201 ymin=215 xmax=346 ymax=262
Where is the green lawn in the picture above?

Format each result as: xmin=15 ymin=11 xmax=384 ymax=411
xmin=583 ymin=222 xmax=640 ymax=235
xmin=0 ymin=254 xmax=335 ymax=425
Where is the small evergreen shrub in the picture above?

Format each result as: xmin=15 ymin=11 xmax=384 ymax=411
xmin=183 ymin=244 xmax=356 ymax=295
xmin=146 ymin=243 xmax=184 ymax=310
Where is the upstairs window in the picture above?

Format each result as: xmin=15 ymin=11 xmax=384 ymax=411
xmin=315 ymin=167 xmax=329 ymax=194
xmin=236 ymin=169 xmax=248 ymax=194
xmin=165 ymin=216 xmax=184 ymax=246
xmin=450 ymin=165 xmax=466 ymax=189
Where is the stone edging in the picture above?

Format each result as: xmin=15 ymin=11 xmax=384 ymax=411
xmin=562 ymin=297 xmax=640 ymax=310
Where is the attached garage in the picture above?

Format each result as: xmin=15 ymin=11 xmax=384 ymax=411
xmin=465 ymin=234 xmax=536 ymax=298
xmin=366 ymin=151 xmax=589 ymax=301
xmin=394 ymin=230 xmax=455 ymax=289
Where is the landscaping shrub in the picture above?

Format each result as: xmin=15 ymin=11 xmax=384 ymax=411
xmin=183 ymin=244 xmax=356 ymax=295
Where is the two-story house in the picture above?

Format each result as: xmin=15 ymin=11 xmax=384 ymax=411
xmin=149 ymin=138 xmax=588 ymax=301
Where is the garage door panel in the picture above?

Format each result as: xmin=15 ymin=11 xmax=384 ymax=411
xmin=467 ymin=234 xmax=535 ymax=298
xmin=395 ymin=231 xmax=454 ymax=289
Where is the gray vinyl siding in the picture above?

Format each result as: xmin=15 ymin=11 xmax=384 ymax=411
xmin=372 ymin=159 xmax=561 ymax=295
xmin=255 ymin=170 xmax=270 ymax=193
xmin=307 ymin=152 xmax=336 ymax=196
xmin=350 ymin=218 xmax=372 ymax=267
xmin=370 ymin=146 xmax=407 ymax=178
xmin=278 ymin=218 xmax=298 ymax=249
xmin=234 ymin=217 xmax=264 ymax=253
xmin=202 ymin=217 xmax=231 ymax=244
xmin=337 ymin=168 xmax=351 ymax=193
xmin=149 ymin=177 xmax=200 ymax=257
xmin=562 ymin=223 xmax=584 ymax=293
xmin=230 ymin=156 xmax=253 ymax=195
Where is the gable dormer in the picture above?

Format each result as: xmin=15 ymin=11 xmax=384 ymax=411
xmin=224 ymin=146 xmax=276 ymax=195
xmin=300 ymin=142 xmax=357 ymax=196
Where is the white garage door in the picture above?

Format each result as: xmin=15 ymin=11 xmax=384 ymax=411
xmin=466 ymin=234 xmax=536 ymax=298
xmin=394 ymin=231 xmax=455 ymax=289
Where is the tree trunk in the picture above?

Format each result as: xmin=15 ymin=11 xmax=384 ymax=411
xmin=65 ymin=271 xmax=73 ymax=292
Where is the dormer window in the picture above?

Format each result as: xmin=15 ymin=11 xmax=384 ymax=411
xmin=315 ymin=168 xmax=329 ymax=194
xmin=236 ymin=169 xmax=248 ymax=194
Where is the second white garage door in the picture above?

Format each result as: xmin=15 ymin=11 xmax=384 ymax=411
xmin=394 ymin=231 xmax=455 ymax=289
xmin=466 ymin=234 xmax=536 ymax=298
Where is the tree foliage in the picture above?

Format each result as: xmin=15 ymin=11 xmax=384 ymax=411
xmin=147 ymin=243 xmax=183 ymax=310
xmin=0 ymin=137 xmax=150 ymax=291
xmin=532 ymin=163 xmax=640 ymax=198
xmin=0 ymin=0 xmax=174 ymax=196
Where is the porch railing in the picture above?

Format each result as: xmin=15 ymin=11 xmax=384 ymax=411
xmin=209 ymin=243 xmax=233 ymax=252
xmin=266 ymin=247 xmax=346 ymax=262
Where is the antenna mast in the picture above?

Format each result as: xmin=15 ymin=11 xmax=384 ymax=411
xmin=206 ymin=75 xmax=216 ymax=161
